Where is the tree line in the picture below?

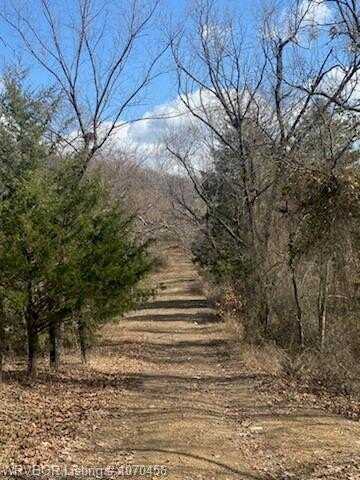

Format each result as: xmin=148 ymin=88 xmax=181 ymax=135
xmin=165 ymin=0 xmax=360 ymax=373
xmin=1 ymin=0 xmax=360 ymax=383
xmin=0 ymin=0 xmax=167 ymax=377
xmin=0 ymin=74 xmax=155 ymax=377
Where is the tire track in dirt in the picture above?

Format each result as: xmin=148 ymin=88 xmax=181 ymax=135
xmin=74 ymin=246 xmax=360 ymax=480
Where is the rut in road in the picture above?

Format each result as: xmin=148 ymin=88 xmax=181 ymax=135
xmin=75 ymin=246 xmax=360 ymax=480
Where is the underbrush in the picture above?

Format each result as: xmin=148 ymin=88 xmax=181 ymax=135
xmin=279 ymin=350 xmax=360 ymax=395
xmin=213 ymin=285 xmax=360 ymax=418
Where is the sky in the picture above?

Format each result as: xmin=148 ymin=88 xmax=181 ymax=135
xmin=139 ymin=0 xmax=256 ymax=111
xmin=0 ymin=0 xmax=255 ymax=109
xmin=0 ymin=0 xmax=336 ymax=159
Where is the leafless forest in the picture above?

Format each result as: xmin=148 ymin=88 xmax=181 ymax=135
xmin=0 ymin=0 xmax=360 ymax=478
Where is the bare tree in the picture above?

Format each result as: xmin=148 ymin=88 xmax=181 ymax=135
xmin=1 ymin=0 xmax=168 ymax=172
xmin=167 ymin=0 xmax=360 ymax=345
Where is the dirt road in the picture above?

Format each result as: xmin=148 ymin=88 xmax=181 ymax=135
xmin=76 ymin=246 xmax=360 ymax=479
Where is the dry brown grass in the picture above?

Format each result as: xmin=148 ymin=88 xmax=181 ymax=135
xmin=222 ymin=310 xmax=284 ymax=375
xmin=238 ymin=343 xmax=284 ymax=376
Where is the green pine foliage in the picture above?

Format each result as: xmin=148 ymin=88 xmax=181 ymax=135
xmin=0 ymin=75 xmax=154 ymax=375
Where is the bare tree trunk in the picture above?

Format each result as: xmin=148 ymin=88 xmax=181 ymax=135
xmin=77 ymin=317 xmax=88 ymax=364
xmin=49 ymin=319 xmax=61 ymax=371
xmin=290 ymin=266 xmax=305 ymax=350
xmin=261 ymin=298 xmax=270 ymax=334
xmin=249 ymin=274 xmax=268 ymax=335
xmin=318 ymin=259 xmax=330 ymax=353
xmin=26 ymin=321 xmax=39 ymax=377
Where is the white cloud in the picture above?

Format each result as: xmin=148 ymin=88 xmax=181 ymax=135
xmin=300 ymin=0 xmax=331 ymax=27
xmin=264 ymin=0 xmax=332 ymax=42
xmin=201 ymin=23 xmax=231 ymax=51
xmin=319 ymin=66 xmax=360 ymax=108
xmin=102 ymin=89 xmax=222 ymax=161
xmin=64 ymin=90 xmax=222 ymax=167
xmin=101 ymin=87 xmax=277 ymax=170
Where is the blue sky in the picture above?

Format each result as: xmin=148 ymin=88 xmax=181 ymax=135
xmin=0 ymin=0 xmax=336 ymax=155
xmin=149 ymin=0 xmax=257 ymax=110
xmin=0 ymin=0 xmax=258 ymax=115
xmin=0 ymin=0 xmax=262 ymax=155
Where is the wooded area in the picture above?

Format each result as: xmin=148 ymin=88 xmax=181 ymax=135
xmin=0 ymin=0 xmax=360 ymax=477
xmin=166 ymin=0 xmax=360 ymax=391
